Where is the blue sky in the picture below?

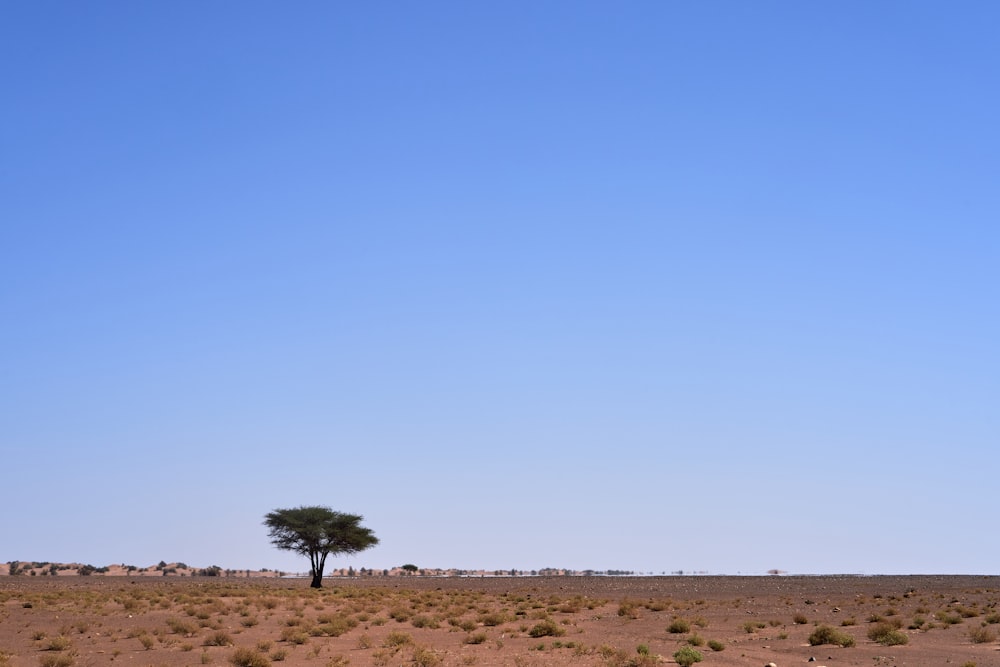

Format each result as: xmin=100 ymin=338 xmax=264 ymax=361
xmin=2 ymin=2 xmax=998 ymax=575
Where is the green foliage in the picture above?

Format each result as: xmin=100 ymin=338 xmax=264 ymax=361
xmin=264 ymin=507 xmax=378 ymax=588
xmin=673 ymin=646 xmax=703 ymax=666
xmin=707 ymin=639 xmax=725 ymax=651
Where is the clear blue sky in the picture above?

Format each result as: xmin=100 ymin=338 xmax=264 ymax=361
xmin=2 ymin=2 xmax=998 ymax=575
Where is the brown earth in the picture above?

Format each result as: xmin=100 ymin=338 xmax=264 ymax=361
xmin=2 ymin=575 xmax=999 ymax=667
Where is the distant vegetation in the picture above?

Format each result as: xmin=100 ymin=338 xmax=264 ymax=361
xmin=3 ymin=561 xmax=714 ymax=578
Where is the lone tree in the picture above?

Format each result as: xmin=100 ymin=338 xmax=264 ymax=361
xmin=264 ymin=506 xmax=378 ymax=588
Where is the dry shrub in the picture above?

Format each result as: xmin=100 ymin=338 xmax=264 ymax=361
xmin=808 ymin=625 xmax=855 ymax=647
xmin=278 ymin=628 xmax=307 ymax=645
xmin=38 ymin=655 xmax=73 ymax=667
xmin=205 ymin=631 xmax=234 ymax=647
xmin=44 ymin=637 xmax=72 ymax=651
xmin=412 ymin=646 xmax=442 ymax=667
xmin=617 ymin=600 xmax=640 ymax=619
xmin=477 ymin=611 xmax=507 ymax=626
xmin=167 ymin=618 xmax=199 ymax=636
xmin=383 ymin=631 xmax=413 ymax=647
xmin=668 ymin=618 xmax=691 ymax=633
xmin=968 ymin=626 xmax=996 ymax=644
xmin=867 ymin=622 xmax=908 ymax=646
xmin=528 ymin=619 xmax=564 ymax=638
xmin=229 ymin=647 xmax=270 ymax=667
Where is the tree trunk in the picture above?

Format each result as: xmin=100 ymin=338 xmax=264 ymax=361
xmin=310 ymin=572 xmax=323 ymax=588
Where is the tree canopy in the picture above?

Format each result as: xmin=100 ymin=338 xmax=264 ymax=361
xmin=263 ymin=506 xmax=378 ymax=588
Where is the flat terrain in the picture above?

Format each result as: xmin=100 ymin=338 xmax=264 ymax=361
xmin=2 ymin=575 xmax=999 ymax=667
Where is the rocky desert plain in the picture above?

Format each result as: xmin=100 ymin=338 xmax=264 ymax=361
xmin=1 ymin=566 xmax=998 ymax=667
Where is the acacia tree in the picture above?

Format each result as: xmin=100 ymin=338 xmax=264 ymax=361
xmin=263 ymin=506 xmax=378 ymax=588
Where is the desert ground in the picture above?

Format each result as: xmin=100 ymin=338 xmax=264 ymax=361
xmin=2 ymin=574 xmax=999 ymax=667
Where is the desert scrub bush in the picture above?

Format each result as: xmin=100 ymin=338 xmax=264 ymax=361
xmin=743 ymin=621 xmax=766 ymax=633
xmin=667 ymin=618 xmax=691 ymax=633
xmin=388 ymin=606 xmax=412 ymax=622
xmin=465 ymin=632 xmax=487 ymax=644
xmin=167 ymin=618 xmax=200 ymax=636
xmin=44 ymin=636 xmax=72 ymax=651
xmin=477 ymin=611 xmax=507 ymax=626
xmin=618 ymin=600 xmax=640 ymax=619
xmin=230 ymin=647 xmax=271 ymax=667
xmin=412 ymin=646 xmax=442 ymax=667
xmin=383 ymin=630 xmax=413 ymax=647
xmin=841 ymin=617 xmax=857 ymax=626
xmin=792 ymin=613 xmax=808 ymax=625
xmin=968 ymin=625 xmax=996 ymax=644
xmin=808 ymin=625 xmax=856 ymax=647
xmin=596 ymin=644 xmax=628 ymax=667
xmin=936 ymin=611 xmax=963 ymax=625
xmin=528 ymin=618 xmax=565 ymax=637
xmin=450 ymin=617 xmax=478 ymax=632
xmin=867 ymin=622 xmax=908 ymax=646
xmin=317 ymin=614 xmax=358 ymax=637
xmin=673 ymin=646 xmax=703 ymax=666
xmin=707 ymin=639 xmax=724 ymax=651
xmin=38 ymin=655 xmax=74 ymax=667
xmin=204 ymin=630 xmax=235 ymax=647
xmin=686 ymin=634 xmax=705 ymax=646
xmin=138 ymin=634 xmax=155 ymax=650
xmin=411 ymin=614 xmax=440 ymax=629
xmin=370 ymin=649 xmax=392 ymax=666
xmin=269 ymin=649 xmax=287 ymax=662
xmin=280 ymin=628 xmax=309 ymax=645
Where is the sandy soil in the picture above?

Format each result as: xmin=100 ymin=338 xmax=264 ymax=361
xmin=2 ymin=575 xmax=998 ymax=666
